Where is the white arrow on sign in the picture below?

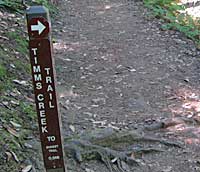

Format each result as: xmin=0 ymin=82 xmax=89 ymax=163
xmin=31 ymin=20 xmax=46 ymax=35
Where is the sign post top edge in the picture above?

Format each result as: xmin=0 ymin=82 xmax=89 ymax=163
xmin=26 ymin=6 xmax=49 ymax=16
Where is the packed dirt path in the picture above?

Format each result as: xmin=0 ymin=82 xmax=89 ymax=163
xmin=52 ymin=0 xmax=200 ymax=171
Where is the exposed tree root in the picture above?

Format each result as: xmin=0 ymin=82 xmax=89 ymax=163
xmin=64 ymin=128 xmax=183 ymax=172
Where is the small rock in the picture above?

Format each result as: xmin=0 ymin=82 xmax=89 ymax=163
xmin=91 ymin=104 xmax=99 ymax=108
xmin=10 ymin=64 xmax=16 ymax=68
xmin=24 ymin=143 xmax=33 ymax=149
xmin=115 ymin=78 xmax=122 ymax=83
xmin=2 ymin=101 xmax=9 ymax=106
xmin=174 ymin=38 xmax=186 ymax=44
xmin=85 ymin=168 xmax=94 ymax=172
xmin=129 ymin=68 xmax=136 ymax=72
xmin=105 ymin=5 xmax=111 ymax=10
xmin=83 ymin=112 xmax=93 ymax=117
xmin=91 ymin=98 xmax=106 ymax=104
xmin=108 ymin=124 xmax=120 ymax=130
xmin=162 ymin=166 xmax=172 ymax=172
xmin=10 ymin=92 xmax=18 ymax=97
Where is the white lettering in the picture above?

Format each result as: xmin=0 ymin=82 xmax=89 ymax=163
xmin=42 ymin=126 xmax=48 ymax=133
xmin=46 ymin=145 xmax=58 ymax=149
xmin=33 ymin=65 xmax=41 ymax=73
xmin=44 ymin=68 xmax=51 ymax=75
xmin=34 ymin=74 xmax=42 ymax=81
xmin=31 ymin=47 xmax=50 ymax=135
xmin=49 ymin=149 xmax=58 ymax=153
xmin=49 ymin=93 xmax=53 ymax=100
xmin=31 ymin=48 xmax=38 ymax=55
xmin=37 ymin=94 xmax=44 ymax=101
xmin=36 ymin=82 xmax=42 ymax=90
xmin=47 ymin=85 xmax=53 ymax=92
xmin=46 ymin=76 xmax=52 ymax=84
xmin=38 ymin=102 xmax=45 ymax=109
xmin=47 ymin=136 xmax=56 ymax=142
xmin=48 ymin=156 xmax=60 ymax=161
xmin=34 ymin=57 xmax=38 ymax=64
xmin=39 ymin=110 xmax=45 ymax=117
xmin=49 ymin=101 xmax=55 ymax=108
xmin=41 ymin=118 xmax=47 ymax=125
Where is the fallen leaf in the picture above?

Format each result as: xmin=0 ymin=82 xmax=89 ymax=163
xmin=25 ymin=96 xmax=34 ymax=102
xmin=10 ymin=100 xmax=19 ymax=106
xmin=5 ymin=151 xmax=12 ymax=162
xmin=130 ymin=152 xmax=135 ymax=159
xmin=10 ymin=121 xmax=21 ymax=128
xmin=105 ymin=5 xmax=111 ymax=10
xmin=22 ymin=165 xmax=32 ymax=172
xmin=6 ymin=126 xmax=20 ymax=137
xmin=69 ymin=125 xmax=75 ymax=132
xmin=13 ymin=79 xmax=29 ymax=86
xmin=10 ymin=151 xmax=19 ymax=162
xmin=24 ymin=143 xmax=33 ymax=149
xmin=0 ymin=35 xmax=9 ymax=40
xmin=111 ymin=157 xmax=118 ymax=163
xmin=108 ymin=124 xmax=120 ymax=130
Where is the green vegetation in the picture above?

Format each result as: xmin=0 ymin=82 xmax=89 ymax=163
xmin=0 ymin=37 xmax=36 ymax=171
xmin=0 ymin=49 xmax=12 ymax=92
xmin=0 ymin=85 xmax=37 ymax=170
xmin=20 ymin=102 xmax=37 ymax=120
xmin=6 ymin=31 xmax=31 ymax=73
xmin=0 ymin=64 xmax=6 ymax=80
xmin=0 ymin=63 xmax=8 ymax=92
xmin=144 ymin=0 xmax=200 ymax=45
xmin=7 ymin=31 xmax=28 ymax=56
xmin=0 ymin=62 xmax=7 ymax=92
xmin=0 ymin=0 xmax=57 ymax=14
xmin=0 ymin=0 xmax=24 ymax=12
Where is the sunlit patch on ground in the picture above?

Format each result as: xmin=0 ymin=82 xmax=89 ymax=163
xmin=58 ymin=85 xmax=79 ymax=99
xmin=166 ymin=86 xmax=200 ymax=144
xmin=53 ymin=39 xmax=91 ymax=53
xmin=88 ymin=3 xmax=124 ymax=14
xmin=169 ymin=86 xmax=200 ymax=118
xmin=185 ymin=138 xmax=200 ymax=144
xmin=179 ymin=0 xmax=200 ymax=18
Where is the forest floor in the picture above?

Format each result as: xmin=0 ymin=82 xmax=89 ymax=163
xmin=52 ymin=0 xmax=200 ymax=172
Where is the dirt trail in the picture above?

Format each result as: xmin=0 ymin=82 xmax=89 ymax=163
xmin=52 ymin=0 xmax=200 ymax=171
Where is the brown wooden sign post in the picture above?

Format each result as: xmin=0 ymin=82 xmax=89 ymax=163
xmin=26 ymin=6 xmax=66 ymax=172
